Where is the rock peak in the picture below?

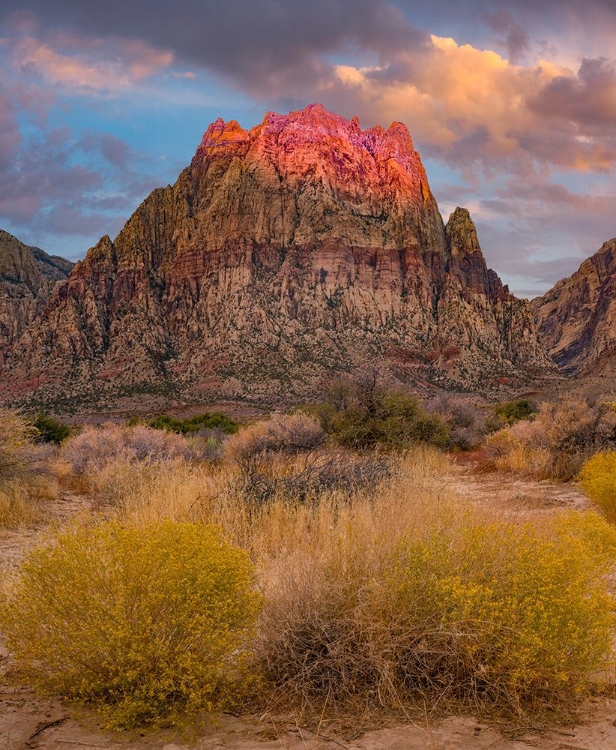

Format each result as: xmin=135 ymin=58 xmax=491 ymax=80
xmin=0 ymin=109 xmax=555 ymax=406
xmin=445 ymin=207 xmax=483 ymax=257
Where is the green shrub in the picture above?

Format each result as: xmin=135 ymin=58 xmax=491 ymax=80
xmin=304 ymin=390 xmax=450 ymax=450
xmin=492 ymin=399 xmax=535 ymax=427
xmin=32 ymin=414 xmax=70 ymax=445
xmin=579 ymin=451 xmax=616 ymax=524
xmin=1 ymin=520 xmax=261 ymax=728
xmin=147 ymin=412 xmax=239 ymax=435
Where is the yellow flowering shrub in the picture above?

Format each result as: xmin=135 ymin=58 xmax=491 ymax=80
xmin=384 ymin=512 xmax=616 ymax=714
xmin=1 ymin=520 xmax=261 ymax=728
xmin=579 ymin=451 xmax=616 ymax=524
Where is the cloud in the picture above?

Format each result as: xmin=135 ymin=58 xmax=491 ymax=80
xmin=3 ymin=1 xmax=616 ymax=176
xmin=0 ymin=87 xmax=21 ymax=169
xmin=528 ymin=57 xmax=616 ymax=126
xmin=79 ymin=132 xmax=132 ymax=168
xmin=12 ymin=35 xmax=173 ymax=93
xmin=0 ymin=1 xmax=427 ymax=94
xmin=483 ymin=8 xmax=531 ymax=63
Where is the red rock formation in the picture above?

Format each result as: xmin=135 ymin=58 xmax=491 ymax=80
xmin=532 ymin=238 xmax=616 ymax=373
xmin=0 ymin=105 xmax=554 ymax=408
xmin=0 ymin=230 xmax=73 ymax=364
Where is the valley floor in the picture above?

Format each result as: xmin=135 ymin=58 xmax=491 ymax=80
xmin=2 ymin=463 xmax=615 ymax=750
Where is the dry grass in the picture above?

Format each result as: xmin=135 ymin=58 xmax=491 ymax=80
xmin=0 ymin=408 xmax=59 ymax=528
xmin=484 ymin=397 xmax=616 ymax=481
xmin=5 ymin=427 xmax=616 ymax=729
xmin=94 ymin=445 xmax=616 ymax=723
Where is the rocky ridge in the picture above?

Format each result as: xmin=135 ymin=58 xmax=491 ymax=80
xmin=0 ymin=105 xmax=554 ymax=408
xmin=0 ymin=230 xmax=73 ymax=364
xmin=532 ymin=238 xmax=616 ymax=374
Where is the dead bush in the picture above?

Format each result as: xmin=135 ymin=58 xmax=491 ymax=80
xmin=485 ymin=397 xmax=616 ymax=480
xmin=227 ymin=413 xmax=325 ymax=470
xmin=231 ymin=449 xmax=392 ymax=504
xmin=61 ymin=423 xmax=219 ymax=478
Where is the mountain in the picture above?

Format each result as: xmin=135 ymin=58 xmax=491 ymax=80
xmin=0 ymin=230 xmax=73 ymax=364
xmin=0 ymin=105 xmax=554 ymax=409
xmin=532 ymin=238 xmax=616 ymax=374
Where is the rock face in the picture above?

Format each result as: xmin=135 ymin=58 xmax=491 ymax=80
xmin=532 ymin=238 xmax=616 ymax=374
xmin=0 ymin=230 xmax=73 ymax=363
xmin=0 ymin=105 xmax=554 ymax=407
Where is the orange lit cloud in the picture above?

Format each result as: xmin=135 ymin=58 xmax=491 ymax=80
xmin=13 ymin=36 xmax=173 ymax=92
xmin=324 ymin=35 xmax=614 ymax=173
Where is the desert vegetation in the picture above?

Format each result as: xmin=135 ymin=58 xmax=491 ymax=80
xmin=0 ymin=408 xmax=58 ymax=528
xmin=485 ymin=396 xmax=616 ymax=480
xmin=1 ymin=400 xmax=616 ymax=733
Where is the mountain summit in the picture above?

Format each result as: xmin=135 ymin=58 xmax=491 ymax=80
xmin=0 ymin=105 xmax=553 ymax=408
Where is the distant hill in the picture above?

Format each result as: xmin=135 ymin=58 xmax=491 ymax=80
xmin=0 ymin=229 xmax=73 ymax=364
xmin=532 ymin=238 xmax=616 ymax=375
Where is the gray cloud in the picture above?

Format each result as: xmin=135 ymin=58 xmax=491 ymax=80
xmin=528 ymin=57 xmax=616 ymax=127
xmin=0 ymin=1 xmax=429 ymax=96
xmin=483 ymin=8 xmax=530 ymax=62
xmin=78 ymin=132 xmax=132 ymax=168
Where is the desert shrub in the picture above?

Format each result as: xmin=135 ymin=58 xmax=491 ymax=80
xmin=227 ymin=413 xmax=326 ymax=468
xmin=0 ymin=408 xmax=36 ymax=478
xmin=258 ymin=509 xmax=616 ymax=719
xmin=579 ymin=451 xmax=616 ymax=524
xmin=226 ymin=414 xmax=391 ymax=504
xmin=147 ymin=411 xmax=239 ymax=436
xmin=423 ymin=395 xmax=487 ymax=450
xmin=306 ymin=387 xmax=450 ymax=451
xmin=491 ymin=399 xmax=535 ymax=428
xmin=231 ymin=449 xmax=392 ymax=504
xmin=383 ymin=516 xmax=615 ymax=713
xmin=0 ymin=409 xmax=58 ymax=527
xmin=31 ymin=414 xmax=70 ymax=445
xmin=1 ymin=520 xmax=261 ymax=728
xmin=61 ymin=423 xmax=217 ymax=478
xmin=485 ymin=397 xmax=616 ymax=480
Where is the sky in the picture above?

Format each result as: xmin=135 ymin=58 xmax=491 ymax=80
xmin=1 ymin=1 xmax=616 ymax=298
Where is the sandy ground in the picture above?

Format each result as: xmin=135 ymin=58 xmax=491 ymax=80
xmin=2 ymin=469 xmax=616 ymax=750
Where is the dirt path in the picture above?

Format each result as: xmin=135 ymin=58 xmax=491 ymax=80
xmin=445 ymin=463 xmax=592 ymax=517
xmin=2 ymin=476 xmax=616 ymax=750
xmin=0 ymin=492 xmax=96 ymax=575
xmin=2 ymin=697 xmax=616 ymax=750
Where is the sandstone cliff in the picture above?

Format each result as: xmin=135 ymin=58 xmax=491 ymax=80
xmin=532 ymin=238 xmax=616 ymax=374
xmin=0 ymin=105 xmax=554 ymax=408
xmin=0 ymin=230 xmax=73 ymax=364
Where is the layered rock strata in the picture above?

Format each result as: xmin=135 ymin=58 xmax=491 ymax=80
xmin=533 ymin=238 xmax=616 ymax=374
xmin=0 ymin=105 xmax=554 ymax=406
xmin=0 ymin=230 xmax=73 ymax=363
